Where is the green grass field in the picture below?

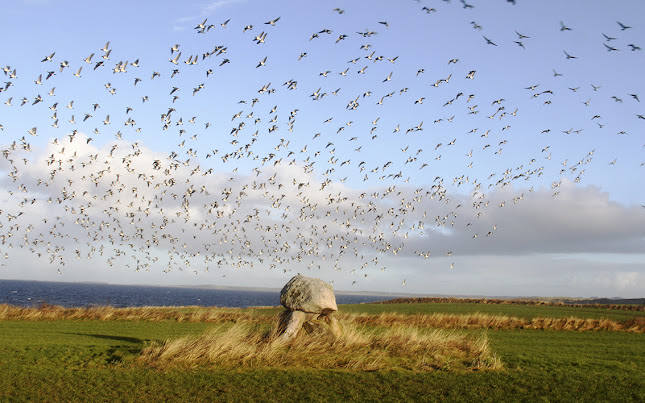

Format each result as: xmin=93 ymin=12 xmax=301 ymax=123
xmin=1 ymin=302 xmax=643 ymax=402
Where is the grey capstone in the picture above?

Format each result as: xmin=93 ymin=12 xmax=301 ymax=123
xmin=280 ymin=275 xmax=338 ymax=314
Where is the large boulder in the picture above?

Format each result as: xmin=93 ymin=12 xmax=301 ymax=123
xmin=280 ymin=275 xmax=338 ymax=314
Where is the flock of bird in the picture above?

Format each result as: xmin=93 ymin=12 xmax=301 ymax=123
xmin=0 ymin=1 xmax=643 ymax=287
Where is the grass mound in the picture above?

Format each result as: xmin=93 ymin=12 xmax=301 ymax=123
xmin=138 ymin=320 xmax=502 ymax=372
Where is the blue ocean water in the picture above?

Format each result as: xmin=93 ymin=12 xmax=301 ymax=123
xmin=0 ymin=280 xmax=393 ymax=308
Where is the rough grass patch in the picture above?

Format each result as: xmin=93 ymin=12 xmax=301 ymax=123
xmin=137 ymin=320 xmax=502 ymax=372
xmin=0 ymin=304 xmax=265 ymax=323
xmin=338 ymin=312 xmax=644 ymax=333
xmin=1 ymin=304 xmax=642 ymax=333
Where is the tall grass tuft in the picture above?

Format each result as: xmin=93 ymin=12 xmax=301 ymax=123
xmin=138 ymin=321 xmax=503 ymax=372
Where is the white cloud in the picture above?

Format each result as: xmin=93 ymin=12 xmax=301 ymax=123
xmin=200 ymin=0 xmax=247 ymax=16
xmin=174 ymin=0 xmax=247 ymax=28
xmin=1 ymin=135 xmax=644 ymax=297
xmin=387 ymin=254 xmax=645 ymax=298
xmin=594 ymin=271 xmax=643 ymax=291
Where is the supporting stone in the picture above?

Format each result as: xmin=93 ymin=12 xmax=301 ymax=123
xmin=276 ymin=310 xmax=306 ymax=341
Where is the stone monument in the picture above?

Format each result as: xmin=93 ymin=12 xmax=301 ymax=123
xmin=275 ymin=275 xmax=341 ymax=341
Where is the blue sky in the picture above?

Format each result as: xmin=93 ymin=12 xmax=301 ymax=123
xmin=0 ymin=0 xmax=644 ymax=298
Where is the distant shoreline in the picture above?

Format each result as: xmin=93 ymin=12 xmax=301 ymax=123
xmin=2 ymin=278 xmax=642 ymax=304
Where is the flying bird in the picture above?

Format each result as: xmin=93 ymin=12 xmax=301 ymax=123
xmin=41 ymin=52 xmax=55 ymax=62
xmin=617 ymin=21 xmax=631 ymax=30
xmin=265 ymin=17 xmax=281 ymax=26
xmin=483 ymin=35 xmax=497 ymax=46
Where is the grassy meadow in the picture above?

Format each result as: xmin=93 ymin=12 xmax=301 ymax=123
xmin=0 ymin=301 xmax=643 ymax=401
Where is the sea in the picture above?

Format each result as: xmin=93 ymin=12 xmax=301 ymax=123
xmin=0 ymin=279 xmax=395 ymax=308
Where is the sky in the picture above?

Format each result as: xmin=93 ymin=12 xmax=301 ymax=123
xmin=0 ymin=0 xmax=644 ymax=298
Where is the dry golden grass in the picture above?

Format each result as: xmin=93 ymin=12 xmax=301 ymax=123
xmin=138 ymin=320 xmax=502 ymax=372
xmin=1 ymin=304 xmax=643 ymax=333
xmin=0 ymin=303 xmax=263 ymax=323
xmin=340 ymin=312 xmax=645 ymax=333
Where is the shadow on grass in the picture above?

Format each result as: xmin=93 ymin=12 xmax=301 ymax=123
xmin=59 ymin=333 xmax=150 ymax=365
xmin=62 ymin=333 xmax=144 ymax=344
